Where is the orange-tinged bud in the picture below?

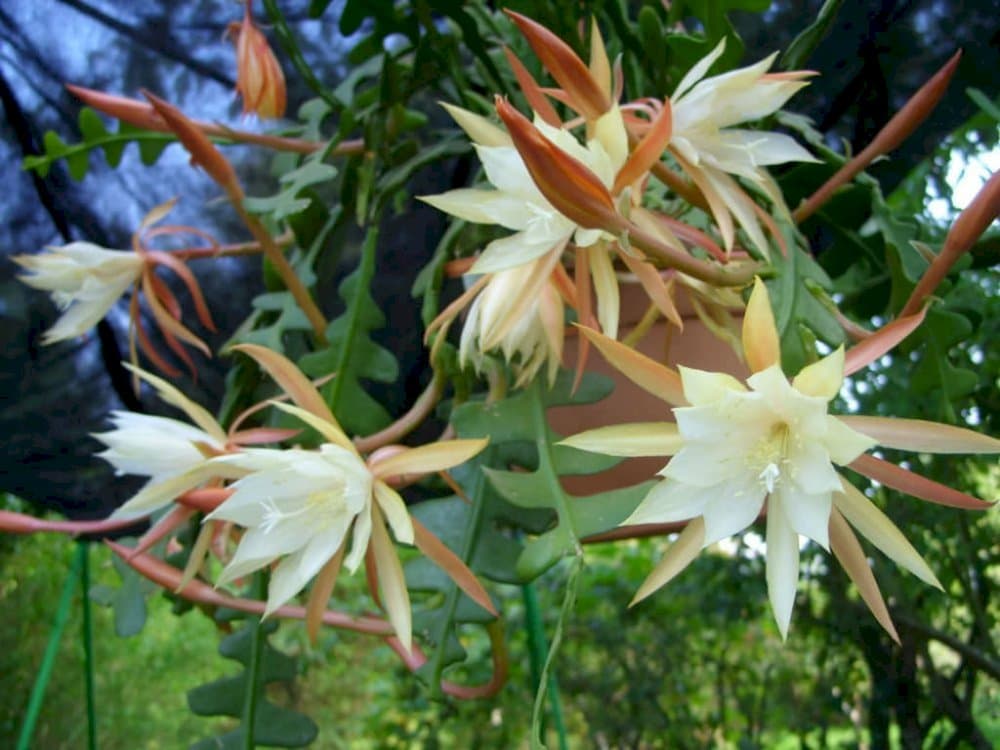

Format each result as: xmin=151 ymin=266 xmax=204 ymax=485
xmin=142 ymin=90 xmax=242 ymax=196
xmin=229 ymin=6 xmax=287 ymax=119
xmin=494 ymin=97 xmax=621 ymax=233
xmin=66 ymin=84 xmax=166 ymax=131
xmin=505 ymin=10 xmax=609 ymax=121
xmin=900 ymin=168 xmax=1000 ymax=317
xmin=795 ymin=51 xmax=961 ymax=223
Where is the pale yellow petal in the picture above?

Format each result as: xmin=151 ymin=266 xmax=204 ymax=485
xmin=123 ymin=364 xmax=227 ymax=443
xmin=369 ymin=438 xmax=488 ymax=480
xmin=742 ymin=277 xmax=780 ymax=372
xmin=588 ymin=244 xmax=619 ymax=339
xmin=835 ymin=476 xmax=942 ymax=589
xmin=630 ymin=517 xmax=705 ymax=605
xmin=371 ymin=504 xmax=412 ymax=653
xmin=678 ymin=366 xmax=747 ymax=406
xmin=578 ymin=326 xmax=687 ymax=406
xmin=792 ymin=346 xmax=844 ymax=401
xmin=824 ymin=416 xmax=877 ymax=465
xmin=230 ymin=343 xmax=338 ymax=426
xmin=268 ymin=401 xmax=354 ymax=453
xmin=441 ymin=102 xmax=511 ymax=147
xmin=560 ymin=422 xmax=683 ymax=457
xmin=829 ymin=508 xmax=900 ymax=643
xmin=838 ymin=415 xmax=1000 ymax=454
xmin=373 ymin=481 xmax=414 ymax=545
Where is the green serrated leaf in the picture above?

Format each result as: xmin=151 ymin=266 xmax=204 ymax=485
xmin=298 ymin=229 xmax=398 ymax=435
xmin=765 ymin=224 xmax=845 ymax=374
xmin=781 ymin=0 xmax=844 ymax=70
xmin=244 ymin=156 xmax=338 ymax=221
xmin=188 ymin=620 xmax=317 ymax=749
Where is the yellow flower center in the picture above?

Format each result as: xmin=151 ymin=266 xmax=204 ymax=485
xmin=260 ymin=481 xmax=346 ymax=532
xmin=747 ymin=422 xmax=791 ymax=494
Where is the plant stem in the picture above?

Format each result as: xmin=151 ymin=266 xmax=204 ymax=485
xmin=233 ymin=202 xmax=329 ymax=343
xmin=16 ymin=545 xmax=82 ymax=750
xmin=242 ymin=573 xmax=267 ymax=750
xmin=624 ymin=220 xmax=760 ymax=287
xmin=79 ymin=542 xmax=98 ymax=750
xmin=354 ymin=372 xmax=444 ymax=453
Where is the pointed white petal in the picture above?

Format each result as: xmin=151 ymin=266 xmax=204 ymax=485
xmin=776 ymin=485 xmax=832 ymax=549
xmin=765 ymin=499 xmax=800 ymax=640
xmin=824 ymin=417 xmax=878 ymax=465
xmin=624 ymin=479 xmax=710 ymax=526
xmin=700 ymin=481 xmax=766 ymax=545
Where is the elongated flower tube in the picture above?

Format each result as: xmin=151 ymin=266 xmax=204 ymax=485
xmin=669 ymin=40 xmax=819 ymax=256
xmin=563 ymin=280 xmax=998 ymax=640
xmin=98 ymin=365 xmax=230 ymax=519
xmin=13 ymin=242 xmax=143 ymax=344
xmin=209 ymin=344 xmax=491 ymax=652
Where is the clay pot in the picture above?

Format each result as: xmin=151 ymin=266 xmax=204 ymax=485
xmin=549 ymin=283 xmax=747 ymax=494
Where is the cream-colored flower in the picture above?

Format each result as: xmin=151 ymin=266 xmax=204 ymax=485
xmin=420 ymin=104 xmax=626 ymax=275
xmin=563 ymin=279 xmax=999 ymax=640
xmin=459 ymin=255 xmax=564 ymax=387
xmin=208 ymin=444 xmax=383 ymax=613
xmin=203 ymin=344 xmax=491 ymax=651
xmin=669 ymin=40 xmax=818 ymax=256
xmin=97 ymin=366 xmax=228 ymax=519
xmin=14 ymin=242 xmax=143 ymax=344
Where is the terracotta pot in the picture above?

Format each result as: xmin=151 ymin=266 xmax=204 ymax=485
xmin=550 ymin=283 xmax=747 ymax=494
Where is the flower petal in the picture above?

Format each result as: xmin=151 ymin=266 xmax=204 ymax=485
xmin=630 ymin=517 xmax=705 ymax=605
xmin=700 ymin=480 xmax=766 ymax=545
xmin=834 ymin=476 xmax=941 ymax=589
xmin=419 ymin=188 xmax=532 ymax=230
xmin=742 ymin=277 xmax=780 ymax=372
xmin=578 ymin=326 xmax=686 ymax=406
xmin=369 ymin=439 xmax=488 ymax=480
xmin=123 ymin=364 xmax=227 ymax=442
xmin=792 ymin=346 xmax=844 ymax=401
xmin=268 ymin=402 xmax=354 ymax=453
xmin=765 ymin=499 xmax=800 ymax=640
xmin=471 ymin=231 xmax=568 ymax=275
xmin=828 ymin=508 xmax=900 ymax=643
xmin=412 ymin=517 xmax=497 ymax=616
xmin=441 ymin=102 xmax=511 ymax=147
xmin=373 ymin=481 xmax=414 ymax=545
xmin=850 ymin=454 xmax=994 ymax=509
xmin=839 ymin=416 xmax=1000 ymax=454
xmin=230 ymin=343 xmax=338 ymax=427
xmin=560 ymin=422 xmax=684 ymax=457
xmin=775 ymin=484 xmax=832 ymax=549
xmin=824 ymin=416 xmax=878 ymax=465
xmin=678 ymin=366 xmax=746 ymax=406
xmin=624 ymin=479 xmax=711 ymax=526
xmin=844 ymin=306 xmax=928 ymax=376
xmin=264 ymin=529 xmax=347 ymax=617
xmin=370 ymin=504 xmax=412 ymax=653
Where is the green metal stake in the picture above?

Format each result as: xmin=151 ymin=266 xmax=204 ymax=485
xmin=521 ymin=582 xmax=569 ymax=750
xmin=16 ymin=545 xmax=83 ymax=750
xmin=79 ymin=541 xmax=98 ymax=750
